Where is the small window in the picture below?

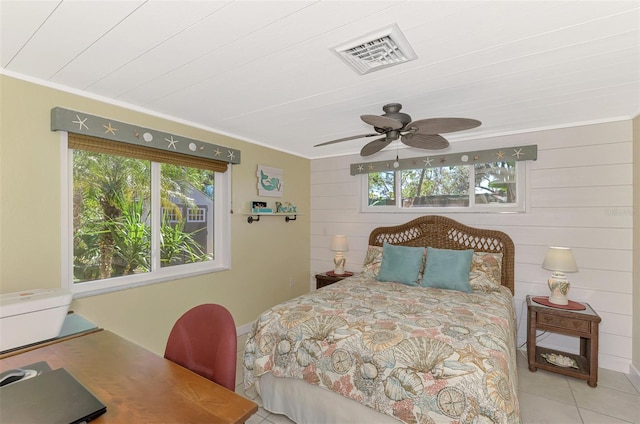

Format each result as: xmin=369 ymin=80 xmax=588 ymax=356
xmin=363 ymin=161 xmax=525 ymax=212
xmin=187 ymin=207 xmax=206 ymax=223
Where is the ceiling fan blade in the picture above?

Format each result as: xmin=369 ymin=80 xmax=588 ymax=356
xmin=407 ymin=118 xmax=481 ymax=134
xmin=314 ymin=133 xmax=379 ymax=147
xmin=401 ymin=133 xmax=449 ymax=150
xmin=360 ymin=137 xmax=393 ymax=156
xmin=360 ymin=115 xmax=404 ymax=130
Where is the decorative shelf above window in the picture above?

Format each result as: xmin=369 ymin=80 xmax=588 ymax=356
xmin=244 ymin=213 xmax=299 ymax=224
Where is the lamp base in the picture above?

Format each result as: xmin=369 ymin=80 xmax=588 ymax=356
xmin=333 ymin=252 xmax=346 ymax=275
xmin=548 ymin=272 xmax=570 ymax=305
xmin=548 ymin=293 xmax=569 ymax=306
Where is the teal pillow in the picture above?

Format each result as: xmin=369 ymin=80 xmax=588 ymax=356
xmin=421 ymin=247 xmax=473 ymax=292
xmin=376 ymin=243 xmax=425 ymax=286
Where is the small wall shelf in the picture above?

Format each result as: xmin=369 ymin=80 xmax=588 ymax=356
xmin=244 ymin=213 xmax=299 ymax=224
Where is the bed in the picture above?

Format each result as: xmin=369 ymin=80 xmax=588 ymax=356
xmin=244 ymin=216 xmax=519 ymax=423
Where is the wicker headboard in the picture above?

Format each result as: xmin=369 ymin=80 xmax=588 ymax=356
xmin=368 ymin=215 xmax=515 ymax=294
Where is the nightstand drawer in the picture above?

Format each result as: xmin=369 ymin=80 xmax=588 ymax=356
xmin=537 ymin=312 xmax=590 ymax=334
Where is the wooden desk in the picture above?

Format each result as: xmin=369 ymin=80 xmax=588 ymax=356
xmin=0 ymin=330 xmax=258 ymax=423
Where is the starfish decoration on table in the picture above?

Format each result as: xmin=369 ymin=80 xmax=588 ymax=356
xmin=103 ymin=122 xmax=117 ymax=135
xmin=72 ymin=115 xmax=88 ymax=131
xmin=456 ymin=344 xmax=491 ymax=372
xmin=165 ymin=136 xmax=179 ymax=149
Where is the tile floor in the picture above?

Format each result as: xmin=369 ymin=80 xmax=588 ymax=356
xmin=235 ymin=335 xmax=640 ymax=424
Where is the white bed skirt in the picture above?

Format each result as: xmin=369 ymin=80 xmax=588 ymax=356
xmin=256 ymin=373 xmax=400 ymax=424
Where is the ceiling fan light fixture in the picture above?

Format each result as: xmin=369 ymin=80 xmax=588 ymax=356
xmin=332 ymin=24 xmax=417 ymax=75
xmin=315 ymin=103 xmax=480 ymax=157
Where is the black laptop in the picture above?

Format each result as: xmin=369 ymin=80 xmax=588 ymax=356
xmin=0 ymin=367 xmax=106 ymax=424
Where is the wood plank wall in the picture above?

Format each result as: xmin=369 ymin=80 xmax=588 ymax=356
xmin=310 ymin=120 xmax=634 ymax=373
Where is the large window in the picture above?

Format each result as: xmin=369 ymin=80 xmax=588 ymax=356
xmin=61 ymin=133 xmax=230 ymax=296
xmin=365 ymin=161 xmax=525 ymax=212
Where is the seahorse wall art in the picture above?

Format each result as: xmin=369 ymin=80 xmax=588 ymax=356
xmin=257 ymin=165 xmax=284 ymax=197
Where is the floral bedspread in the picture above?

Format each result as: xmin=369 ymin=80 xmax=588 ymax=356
xmin=243 ymin=276 xmax=520 ymax=423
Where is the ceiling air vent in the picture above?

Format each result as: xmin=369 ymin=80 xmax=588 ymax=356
xmin=332 ymin=24 xmax=417 ymax=75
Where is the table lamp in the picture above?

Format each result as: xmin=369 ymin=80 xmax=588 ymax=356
xmin=330 ymin=235 xmax=349 ymax=275
xmin=542 ymin=246 xmax=578 ymax=305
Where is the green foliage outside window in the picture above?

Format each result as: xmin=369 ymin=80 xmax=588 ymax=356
xmin=368 ymin=171 xmax=395 ymax=206
xmin=72 ymin=150 xmax=214 ymax=283
xmin=367 ymin=161 xmax=517 ymax=209
xmin=474 ymin=161 xmax=517 ymax=204
xmin=401 ymin=166 xmax=469 ymax=207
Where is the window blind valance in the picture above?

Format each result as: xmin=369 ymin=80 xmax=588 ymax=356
xmin=350 ymin=145 xmax=537 ymax=175
xmin=68 ymin=133 xmax=228 ymax=172
xmin=51 ymin=107 xmax=240 ymax=170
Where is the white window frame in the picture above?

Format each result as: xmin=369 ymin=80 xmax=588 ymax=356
xmin=59 ymin=132 xmax=231 ymax=298
xmin=361 ymin=161 xmax=528 ymax=213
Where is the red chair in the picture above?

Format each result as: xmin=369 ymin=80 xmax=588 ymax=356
xmin=164 ymin=304 xmax=237 ymax=391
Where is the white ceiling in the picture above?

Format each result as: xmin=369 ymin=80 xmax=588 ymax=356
xmin=1 ymin=0 xmax=639 ymax=159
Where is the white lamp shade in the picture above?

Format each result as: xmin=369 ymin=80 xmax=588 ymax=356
xmin=542 ymin=247 xmax=578 ymax=272
xmin=330 ymin=235 xmax=349 ymax=252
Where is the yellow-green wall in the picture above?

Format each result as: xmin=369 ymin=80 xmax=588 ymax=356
xmin=0 ymin=75 xmax=311 ymax=355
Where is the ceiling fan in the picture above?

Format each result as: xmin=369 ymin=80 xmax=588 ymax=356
xmin=314 ymin=103 xmax=481 ymax=156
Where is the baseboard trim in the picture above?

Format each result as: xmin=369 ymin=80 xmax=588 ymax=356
xmin=236 ymin=321 xmax=254 ymax=337
xmin=629 ymin=363 xmax=640 ymax=393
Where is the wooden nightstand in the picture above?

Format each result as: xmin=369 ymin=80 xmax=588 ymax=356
xmin=526 ymin=295 xmax=601 ymax=387
xmin=315 ymin=272 xmax=354 ymax=289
